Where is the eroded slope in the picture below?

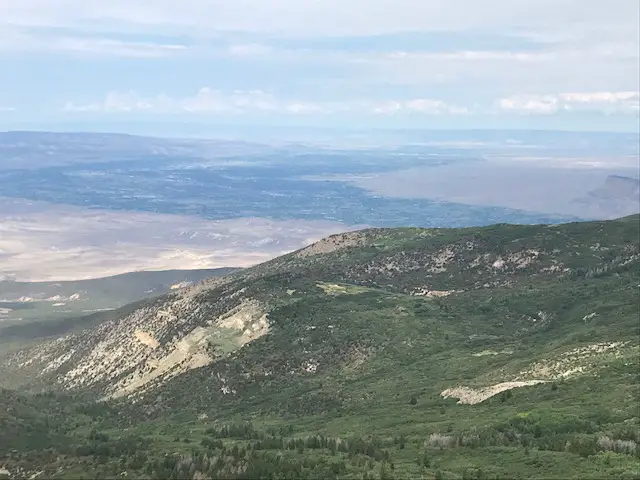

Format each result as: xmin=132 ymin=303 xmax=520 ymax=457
xmin=1 ymin=215 xmax=638 ymax=404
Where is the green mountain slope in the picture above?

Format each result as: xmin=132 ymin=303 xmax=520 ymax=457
xmin=0 ymin=216 xmax=638 ymax=479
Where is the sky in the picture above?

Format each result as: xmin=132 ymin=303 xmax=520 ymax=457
xmin=0 ymin=0 xmax=638 ymax=134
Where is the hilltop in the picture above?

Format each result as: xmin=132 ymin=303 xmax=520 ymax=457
xmin=0 ymin=215 xmax=639 ymax=479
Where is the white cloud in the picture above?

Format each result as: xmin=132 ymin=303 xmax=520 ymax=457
xmin=63 ymin=89 xmax=640 ymax=118
xmin=0 ymin=106 xmax=16 ymax=112
xmin=0 ymin=26 xmax=188 ymax=57
xmin=384 ymin=51 xmax=556 ymax=63
xmin=63 ymin=89 xmax=469 ymax=116
xmin=2 ymin=1 xmax=636 ymax=129
xmin=48 ymin=37 xmax=187 ymax=58
xmin=498 ymin=96 xmax=559 ymax=115
xmin=498 ymin=91 xmax=640 ymax=115
xmin=358 ymin=42 xmax=638 ymax=90
xmin=0 ymin=1 xmax=635 ymax=102
xmin=372 ymin=99 xmax=469 ymax=115
xmin=65 ymin=89 xmax=324 ymax=115
xmin=65 ymin=91 xmax=165 ymax=113
xmin=370 ymin=101 xmax=402 ymax=114
xmin=0 ymin=0 xmax=637 ymax=38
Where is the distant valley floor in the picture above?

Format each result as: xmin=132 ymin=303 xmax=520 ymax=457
xmin=0 ymin=198 xmax=361 ymax=282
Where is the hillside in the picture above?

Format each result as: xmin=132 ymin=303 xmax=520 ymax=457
xmin=0 ymin=268 xmax=238 ymax=328
xmin=0 ymin=215 xmax=639 ymax=479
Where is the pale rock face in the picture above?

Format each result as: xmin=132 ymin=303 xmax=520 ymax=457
xmin=303 ymin=360 xmax=319 ymax=374
xmin=134 ymin=330 xmax=160 ymax=349
xmin=442 ymin=381 xmax=546 ymax=405
xmin=428 ymin=247 xmax=456 ymax=273
xmin=412 ymin=287 xmax=457 ymax=297
xmin=4 ymin=284 xmax=271 ymax=400
xmin=441 ymin=342 xmax=634 ymax=405
xmin=295 ymin=231 xmax=366 ymax=258
xmin=492 ymin=258 xmax=506 ymax=269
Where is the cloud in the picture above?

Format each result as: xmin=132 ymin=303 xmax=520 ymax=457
xmin=46 ymin=37 xmax=187 ymax=57
xmin=0 ymin=26 xmax=189 ymax=57
xmin=0 ymin=106 xmax=16 ymax=112
xmin=62 ymin=89 xmax=640 ymax=118
xmin=498 ymin=91 xmax=640 ymax=115
xmin=356 ymin=40 xmax=638 ymax=90
xmin=64 ymin=89 xmax=323 ymax=115
xmin=371 ymin=99 xmax=469 ymax=115
xmin=0 ymin=2 xmax=635 ymax=98
xmin=384 ymin=50 xmax=556 ymax=62
xmin=0 ymin=0 xmax=637 ymax=38
xmin=2 ymin=0 xmax=637 ymax=132
xmin=63 ymin=89 xmax=469 ymax=116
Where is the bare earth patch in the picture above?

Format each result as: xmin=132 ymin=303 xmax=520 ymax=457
xmin=472 ymin=349 xmax=514 ymax=357
xmin=442 ymin=381 xmax=546 ymax=405
xmin=317 ymin=283 xmax=348 ymax=295
xmin=441 ymin=342 xmax=634 ymax=405
xmin=296 ymin=231 xmax=367 ymax=258
xmin=412 ymin=287 xmax=458 ymax=297
xmin=317 ymin=282 xmax=370 ymax=296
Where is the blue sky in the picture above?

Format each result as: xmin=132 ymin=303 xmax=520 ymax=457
xmin=0 ymin=0 xmax=638 ymax=134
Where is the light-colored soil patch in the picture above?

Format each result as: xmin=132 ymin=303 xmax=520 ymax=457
xmin=507 ymin=249 xmax=540 ymax=269
xmin=134 ymin=330 xmax=160 ymax=349
xmin=442 ymin=342 xmax=634 ymax=405
xmin=517 ymin=342 xmax=629 ymax=380
xmin=412 ymin=287 xmax=458 ymax=297
xmin=317 ymin=283 xmax=348 ymax=295
xmin=472 ymin=349 xmax=514 ymax=357
xmin=317 ymin=282 xmax=369 ymax=296
xmin=109 ymin=328 xmax=215 ymax=399
xmin=218 ymin=301 xmax=265 ymax=330
xmin=7 ymin=292 xmax=271 ymax=399
xmin=107 ymin=301 xmax=270 ymax=399
xmin=442 ymin=381 xmax=546 ymax=405
xmin=428 ymin=248 xmax=456 ymax=273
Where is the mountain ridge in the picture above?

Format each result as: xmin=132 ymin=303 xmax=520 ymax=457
xmin=0 ymin=215 xmax=638 ymax=479
xmin=2 ymin=215 xmax=637 ymax=398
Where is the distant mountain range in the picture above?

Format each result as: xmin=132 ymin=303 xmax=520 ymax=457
xmin=570 ymin=175 xmax=640 ymax=219
xmin=0 ymin=131 xmax=276 ymax=170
